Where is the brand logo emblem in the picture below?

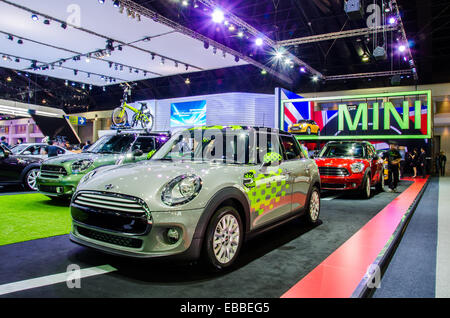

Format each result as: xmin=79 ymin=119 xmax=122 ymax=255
xmin=104 ymin=184 xmax=114 ymax=190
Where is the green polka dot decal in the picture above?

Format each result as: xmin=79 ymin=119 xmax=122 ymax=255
xmin=147 ymin=149 xmax=156 ymax=159
xmin=243 ymin=168 xmax=290 ymax=216
xmin=263 ymin=152 xmax=282 ymax=164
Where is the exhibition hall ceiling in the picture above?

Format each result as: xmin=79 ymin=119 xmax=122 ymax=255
xmin=0 ymin=0 xmax=247 ymax=86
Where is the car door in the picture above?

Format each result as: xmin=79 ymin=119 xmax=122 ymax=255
xmin=0 ymin=146 xmax=23 ymax=182
xmin=279 ymin=135 xmax=311 ymax=212
xmin=249 ymin=132 xmax=293 ymax=229
xmin=124 ymin=136 xmax=156 ymax=163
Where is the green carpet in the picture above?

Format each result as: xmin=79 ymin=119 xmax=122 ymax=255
xmin=0 ymin=193 xmax=71 ymax=246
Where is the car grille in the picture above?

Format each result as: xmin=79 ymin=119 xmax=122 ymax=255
xmin=76 ymin=226 xmax=143 ymax=249
xmin=322 ymin=183 xmax=346 ymax=189
xmin=40 ymin=165 xmax=67 ymax=178
xmin=38 ymin=185 xmax=58 ymax=193
xmin=319 ymin=167 xmax=350 ymax=176
xmin=73 ymin=192 xmax=148 ymax=214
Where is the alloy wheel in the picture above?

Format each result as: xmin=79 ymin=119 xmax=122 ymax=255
xmin=309 ymin=190 xmax=320 ymax=221
xmin=213 ymin=213 xmax=240 ymax=264
xmin=26 ymin=169 xmax=40 ymax=191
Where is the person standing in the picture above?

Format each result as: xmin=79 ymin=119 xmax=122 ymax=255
xmin=440 ymin=151 xmax=447 ymax=176
xmin=418 ymin=147 xmax=427 ymax=178
xmin=46 ymin=140 xmax=59 ymax=158
xmin=435 ymin=153 xmax=441 ymax=176
xmin=411 ymin=148 xmax=419 ymax=178
xmin=1 ymin=136 xmax=9 ymax=149
xmin=82 ymin=140 xmax=91 ymax=152
xmin=385 ymin=142 xmax=402 ymax=192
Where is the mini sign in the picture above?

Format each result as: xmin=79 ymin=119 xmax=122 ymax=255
xmin=280 ymin=90 xmax=431 ymax=140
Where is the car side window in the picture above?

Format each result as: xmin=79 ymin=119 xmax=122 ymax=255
xmin=56 ymin=147 xmax=65 ymax=154
xmin=255 ymin=132 xmax=283 ymax=164
xmin=280 ymin=135 xmax=302 ymax=160
xmin=133 ymin=137 xmax=155 ymax=153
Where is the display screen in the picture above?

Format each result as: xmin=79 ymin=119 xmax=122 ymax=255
xmin=170 ymin=100 xmax=207 ymax=127
xmin=280 ymin=90 xmax=431 ymax=140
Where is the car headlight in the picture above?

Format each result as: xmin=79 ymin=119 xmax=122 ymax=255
xmin=79 ymin=169 xmax=97 ymax=184
xmin=161 ymin=175 xmax=202 ymax=206
xmin=71 ymin=159 xmax=93 ymax=174
xmin=350 ymin=162 xmax=365 ymax=173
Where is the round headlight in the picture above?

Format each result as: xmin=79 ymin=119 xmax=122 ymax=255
xmin=161 ymin=175 xmax=202 ymax=206
xmin=71 ymin=159 xmax=93 ymax=173
xmin=350 ymin=162 xmax=365 ymax=173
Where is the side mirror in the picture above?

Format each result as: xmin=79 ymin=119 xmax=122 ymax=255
xmin=132 ymin=149 xmax=144 ymax=157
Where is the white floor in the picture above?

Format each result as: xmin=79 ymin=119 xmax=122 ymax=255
xmin=436 ymin=177 xmax=450 ymax=297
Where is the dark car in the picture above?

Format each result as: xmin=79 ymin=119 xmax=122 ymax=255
xmin=0 ymin=144 xmax=43 ymax=191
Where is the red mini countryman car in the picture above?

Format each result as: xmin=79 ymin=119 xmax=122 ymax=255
xmin=314 ymin=141 xmax=384 ymax=198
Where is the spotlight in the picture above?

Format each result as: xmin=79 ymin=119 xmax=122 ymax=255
xmin=261 ymin=69 xmax=267 ymax=75
xmin=362 ymin=54 xmax=370 ymax=62
xmin=255 ymin=38 xmax=263 ymax=46
xmin=182 ymin=0 xmax=189 ymax=7
xmin=234 ymin=56 xmax=239 ymax=62
xmin=212 ymin=8 xmax=225 ymax=23
xmin=213 ymin=47 xmax=217 ymax=54
xmin=113 ymin=1 xmax=120 ymax=8
xmin=398 ymin=45 xmax=406 ymax=53
xmin=151 ymin=53 xmax=156 ymax=60
xmin=175 ymin=61 xmax=178 ymax=67
xmin=7 ymin=35 xmax=13 ymax=41
xmin=185 ymin=64 xmax=189 ymax=71
xmin=109 ymin=62 xmax=113 ymax=68
xmin=6 ymin=77 xmax=12 ymax=82
xmin=193 ymin=1 xmax=199 ymax=9
xmin=118 ymin=45 xmax=122 ymax=51
xmin=17 ymin=39 xmax=23 ymax=44
xmin=61 ymin=22 xmax=67 ymax=29
xmin=74 ymin=69 xmax=78 ymax=76
xmin=43 ymin=19 xmax=50 ymax=25
xmin=106 ymin=39 xmax=114 ymax=51
xmin=312 ymin=75 xmax=319 ymax=82
xmin=228 ymin=24 xmax=236 ymax=32
xmin=185 ymin=78 xmax=190 ymax=84
xmin=204 ymin=41 xmax=209 ymax=49
xmin=85 ymin=55 xmax=91 ymax=63
xmin=89 ymin=85 xmax=92 ymax=90
xmin=160 ymin=57 xmax=165 ymax=65
xmin=300 ymin=67 xmax=306 ymax=73
xmin=275 ymin=50 xmax=283 ymax=59
xmin=103 ymin=86 xmax=106 ymax=92
xmin=237 ymin=30 xmax=244 ymax=38
xmin=388 ymin=16 xmax=397 ymax=25
xmin=222 ymin=51 xmax=226 ymax=58
xmin=98 ymin=0 xmax=105 ymax=3
xmin=15 ymin=58 xmax=20 ymax=63
xmin=31 ymin=14 xmax=38 ymax=21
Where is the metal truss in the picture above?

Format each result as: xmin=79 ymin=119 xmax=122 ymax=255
xmin=124 ymin=0 xmax=293 ymax=84
xmin=325 ymin=69 xmax=412 ymax=81
xmin=277 ymin=25 xmax=399 ymax=46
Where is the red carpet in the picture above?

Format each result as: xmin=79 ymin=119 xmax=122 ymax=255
xmin=282 ymin=177 xmax=428 ymax=298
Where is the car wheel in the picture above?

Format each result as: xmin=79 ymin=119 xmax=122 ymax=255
xmin=203 ymin=206 xmax=243 ymax=270
xmin=24 ymin=168 xmax=40 ymax=191
xmin=305 ymin=187 xmax=320 ymax=224
xmin=360 ymin=174 xmax=371 ymax=199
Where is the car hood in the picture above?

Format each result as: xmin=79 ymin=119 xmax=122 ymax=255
xmin=78 ymin=160 xmax=224 ymax=196
xmin=314 ymin=157 xmax=366 ymax=168
xmin=43 ymin=152 xmax=121 ymax=165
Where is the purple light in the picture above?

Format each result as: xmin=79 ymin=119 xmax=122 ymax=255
xmin=212 ymin=8 xmax=225 ymax=23
xmin=403 ymin=56 xmax=408 ymax=62
xmin=398 ymin=45 xmax=406 ymax=53
xmin=255 ymin=38 xmax=263 ymax=46
xmin=388 ymin=17 xmax=397 ymax=25
xmin=300 ymin=67 xmax=306 ymax=73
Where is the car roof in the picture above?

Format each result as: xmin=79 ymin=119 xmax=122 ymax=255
xmin=186 ymin=125 xmax=290 ymax=135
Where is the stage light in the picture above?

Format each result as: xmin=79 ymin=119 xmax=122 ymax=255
xmin=61 ymin=22 xmax=67 ymax=29
xmin=185 ymin=78 xmax=190 ymax=84
xmin=261 ymin=69 xmax=267 ymax=75
xmin=6 ymin=77 xmax=11 ymax=82
xmin=161 ymin=57 xmax=165 ymax=65
xmin=15 ymin=58 xmax=20 ymax=63
xmin=7 ymin=35 xmax=13 ymax=41
xmin=43 ymin=19 xmax=50 ymax=25
xmin=398 ymin=45 xmax=406 ymax=53
xmin=175 ymin=61 xmax=178 ymax=68
xmin=103 ymin=86 xmax=106 ymax=92
xmin=300 ymin=67 xmax=306 ymax=73
xmin=255 ymin=38 xmax=263 ymax=46
xmin=388 ymin=17 xmax=397 ymax=25
xmin=312 ymin=75 xmax=319 ymax=82
xmin=74 ymin=69 xmax=78 ymax=76
xmin=284 ymin=58 xmax=291 ymax=65
xmin=182 ymin=0 xmax=189 ymax=7
xmin=275 ymin=50 xmax=283 ymax=59
xmin=17 ymin=39 xmax=23 ymax=44
xmin=193 ymin=1 xmax=199 ymax=8
xmin=113 ymin=1 xmax=120 ymax=8
xmin=31 ymin=14 xmax=38 ymax=21
xmin=98 ymin=0 xmax=105 ymax=3
xmin=237 ymin=30 xmax=244 ymax=38
xmin=362 ymin=54 xmax=369 ymax=62
xmin=212 ymin=9 xmax=225 ymax=23
xmin=85 ymin=55 xmax=91 ymax=63
xmin=204 ymin=41 xmax=210 ymax=49
xmin=213 ymin=47 xmax=217 ymax=54
xmin=228 ymin=24 xmax=235 ymax=32
xmin=234 ymin=56 xmax=239 ymax=62
xmin=151 ymin=53 xmax=155 ymax=60
xmin=185 ymin=64 xmax=189 ymax=70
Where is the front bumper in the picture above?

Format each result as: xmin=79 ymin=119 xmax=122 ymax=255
xmin=36 ymin=174 xmax=84 ymax=197
xmin=70 ymin=206 xmax=205 ymax=260
xmin=319 ymin=174 xmax=364 ymax=190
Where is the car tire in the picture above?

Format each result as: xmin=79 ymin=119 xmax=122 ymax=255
xmin=360 ymin=174 xmax=371 ymax=199
xmin=203 ymin=206 xmax=243 ymax=271
xmin=304 ymin=186 xmax=320 ymax=224
xmin=24 ymin=168 xmax=40 ymax=191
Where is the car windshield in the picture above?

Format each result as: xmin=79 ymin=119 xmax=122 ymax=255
xmin=86 ymin=135 xmax=135 ymax=154
xmin=152 ymin=129 xmax=257 ymax=164
xmin=319 ymin=143 xmax=365 ymax=158
xmin=10 ymin=144 xmax=28 ymax=154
